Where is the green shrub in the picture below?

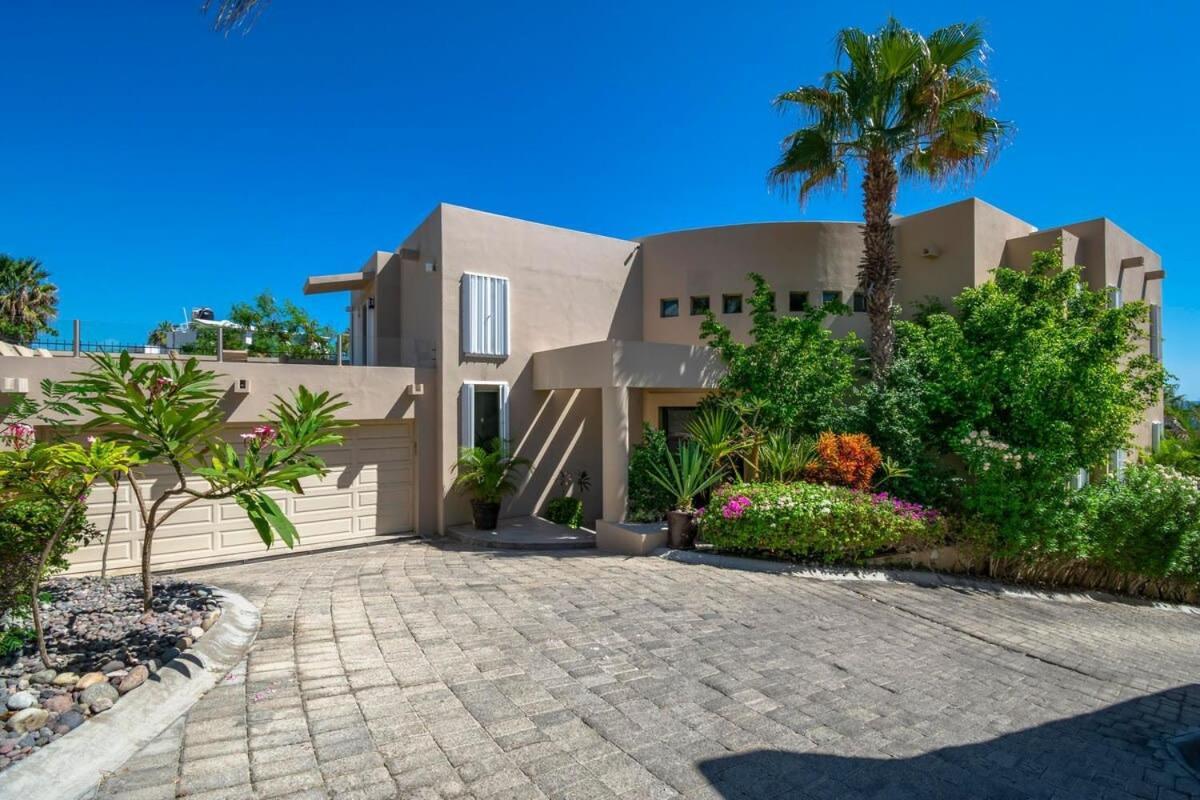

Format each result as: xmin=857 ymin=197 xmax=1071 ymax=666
xmin=1074 ymin=464 xmax=1200 ymax=582
xmin=628 ymin=424 xmax=674 ymax=521
xmin=0 ymin=497 xmax=97 ymax=619
xmin=699 ymin=482 xmax=944 ymax=564
xmin=545 ymin=497 xmax=583 ymax=528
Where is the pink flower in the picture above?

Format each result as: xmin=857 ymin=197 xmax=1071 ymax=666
xmin=86 ymin=435 xmax=97 ymax=446
xmin=721 ymin=495 xmax=752 ymax=520
xmin=3 ymin=422 xmax=34 ymax=450
xmin=149 ymin=376 xmax=175 ymax=398
xmin=252 ymin=424 xmax=277 ymax=445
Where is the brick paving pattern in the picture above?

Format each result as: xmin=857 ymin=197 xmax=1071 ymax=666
xmin=96 ymin=541 xmax=1200 ymax=799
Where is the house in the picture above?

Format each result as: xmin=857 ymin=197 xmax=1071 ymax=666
xmin=0 ymin=197 xmax=1164 ymax=574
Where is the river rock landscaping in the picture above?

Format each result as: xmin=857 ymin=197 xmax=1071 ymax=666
xmin=0 ymin=576 xmax=220 ymax=772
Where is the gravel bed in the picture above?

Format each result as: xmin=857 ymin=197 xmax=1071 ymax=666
xmin=0 ymin=576 xmax=221 ymax=772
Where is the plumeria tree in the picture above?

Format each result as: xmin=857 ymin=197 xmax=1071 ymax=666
xmin=0 ymin=390 xmax=137 ymax=667
xmin=65 ymin=352 xmax=350 ymax=609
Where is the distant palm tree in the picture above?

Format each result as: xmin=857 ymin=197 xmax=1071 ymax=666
xmin=768 ymin=19 xmax=1009 ymax=378
xmin=202 ymin=0 xmax=269 ymax=32
xmin=148 ymin=320 xmax=175 ymax=348
xmin=0 ymin=255 xmax=58 ymax=345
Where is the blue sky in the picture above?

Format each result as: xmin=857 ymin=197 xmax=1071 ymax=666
xmin=3 ymin=1 xmax=1198 ymax=392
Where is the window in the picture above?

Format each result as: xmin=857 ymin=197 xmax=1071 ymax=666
xmin=460 ymin=383 xmax=509 ymax=449
xmin=722 ymin=294 xmax=742 ymax=314
xmin=659 ymin=407 xmax=696 ymax=452
xmin=788 ymin=292 xmax=809 ymax=312
xmin=660 ymin=298 xmax=679 ymax=318
xmin=852 ymin=292 xmax=867 ymax=313
xmin=822 ymin=290 xmax=842 ymax=306
xmin=461 ymin=273 xmax=509 ymax=358
xmin=690 ymin=296 xmax=710 ymax=316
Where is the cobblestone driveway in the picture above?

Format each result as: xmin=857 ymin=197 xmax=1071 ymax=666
xmin=98 ymin=541 xmax=1200 ymax=800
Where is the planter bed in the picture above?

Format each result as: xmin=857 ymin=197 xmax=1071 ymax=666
xmin=0 ymin=576 xmax=220 ymax=772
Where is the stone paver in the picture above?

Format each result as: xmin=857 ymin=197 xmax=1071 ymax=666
xmin=96 ymin=540 xmax=1200 ymax=799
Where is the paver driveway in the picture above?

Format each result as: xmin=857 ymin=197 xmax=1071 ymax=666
xmin=98 ymin=540 xmax=1200 ymax=800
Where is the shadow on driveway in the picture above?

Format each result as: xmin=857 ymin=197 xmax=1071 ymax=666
xmin=698 ymin=685 xmax=1200 ymax=799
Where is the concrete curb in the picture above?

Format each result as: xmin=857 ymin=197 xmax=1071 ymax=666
xmin=653 ymin=548 xmax=1200 ymax=615
xmin=0 ymin=587 xmax=261 ymax=800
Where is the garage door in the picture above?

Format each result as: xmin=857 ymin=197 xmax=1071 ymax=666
xmin=67 ymin=421 xmax=415 ymax=575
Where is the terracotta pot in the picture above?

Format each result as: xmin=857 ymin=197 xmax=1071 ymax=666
xmin=471 ymin=500 xmax=500 ymax=530
xmin=666 ymin=510 xmax=698 ymax=549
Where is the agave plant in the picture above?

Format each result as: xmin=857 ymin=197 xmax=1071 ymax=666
xmin=759 ymin=430 xmax=817 ymax=482
xmin=646 ymin=441 xmax=724 ymax=512
xmin=452 ymin=439 xmax=530 ymax=504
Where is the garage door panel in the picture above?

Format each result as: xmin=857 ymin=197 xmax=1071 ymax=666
xmin=68 ymin=422 xmax=415 ymax=575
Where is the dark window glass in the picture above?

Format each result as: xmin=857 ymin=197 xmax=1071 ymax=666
xmin=660 ymin=298 xmax=679 ymax=318
xmin=659 ymin=406 xmax=696 ymax=452
xmin=788 ymin=292 xmax=809 ymax=312
xmin=722 ymin=294 xmax=742 ymax=314
xmin=822 ymin=290 xmax=842 ymax=306
xmin=852 ymin=292 xmax=867 ymax=312
xmin=474 ymin=386 xmax=501 ymax=451
xmin=690 ymin=296 xmax=710 ymax=315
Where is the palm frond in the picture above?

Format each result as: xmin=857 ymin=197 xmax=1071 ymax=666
xmin=201 ymin=0 xmax=269 ymax=33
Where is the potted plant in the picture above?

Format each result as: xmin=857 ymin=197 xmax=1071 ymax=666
xmin=452 ymin=439 xmax=530 ymax=530
xmin=646 ymin=441 xmax=724 ymax=549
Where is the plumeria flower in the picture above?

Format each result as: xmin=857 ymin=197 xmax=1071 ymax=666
xmin=3 ymin=422 xmax=35 ymax=450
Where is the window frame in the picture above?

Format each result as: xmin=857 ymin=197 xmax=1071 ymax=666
xmin=788 ymin=291 xmax=809 ymax=312
xmin=660 ymin=298 xmax=680 ymax=318
xmin=721 ymin=294 xmax=743 ymax=314
xmin=460 ymin=381 xmax=510 ymax=449
xmin=689 ymin=295 xmax=710 ymax=316
xmin=821 ymin=290 xmax=843 ymax=307
xmin=852 ymin=292 xmax=867 ymax=313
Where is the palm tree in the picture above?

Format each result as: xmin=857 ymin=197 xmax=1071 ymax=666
xmin=202 ymin=0 xmax=269 ymax=32
xmin=148 ymin=321 xmax=175 ymax=348
xmin=768 ymin=19 xmax=1009 ymax=378
xmin=0 ymin=255 xmax=58 ymax=345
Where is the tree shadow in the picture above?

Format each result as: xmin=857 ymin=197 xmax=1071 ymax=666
xmin=697 ymin=685 xmax=1200 ymax=799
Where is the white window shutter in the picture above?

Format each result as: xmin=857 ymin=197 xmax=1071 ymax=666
xmin=1151 ymin=421 xmax=1164 ymax=452
xmin=1108 ymin=286 xmax=1122 ymax=309
xmin=462 ymin=273 xmax=510 ymax=358
xmin=1110 ymin=448 xmax=1126 ymax=480
xmin=460 ymin=383 xmax=475 ymax=448
xmin=498 ymin=383 xmax=510 ymax=444
xmin=1071 ymin=468 xmax=1089 ymax=491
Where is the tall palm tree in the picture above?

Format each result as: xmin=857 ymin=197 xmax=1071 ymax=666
xmin=201 ymin=0 xmax=269 ymax=32
xmin=148 ymin=321 xmax=175 ymax=348
xmin=768 ymin=19 xmax=1009 ymax=378
xmin=0 ymin=255 xmax=58 ymax=345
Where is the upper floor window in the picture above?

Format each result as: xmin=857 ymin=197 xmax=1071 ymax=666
xmin=852 ymin=292 xmax=867 ymax=313
xmin=461 ymin=273 xmax=509 ymax=358
xmin=689 ymin=296 xmax=710 ymax=316
xmin=722 ymin=294 xmax=742 ymax=314
xmin=660 ymin=298 xmax=679 ymax=318
xmin=822 ymin=290 xmax=842 ymax=307
xmin=788 ymin=292 xmax=809 ymax=312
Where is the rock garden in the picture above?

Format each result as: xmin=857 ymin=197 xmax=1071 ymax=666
xmin=0 ymin=576 xmax=220 ymax=772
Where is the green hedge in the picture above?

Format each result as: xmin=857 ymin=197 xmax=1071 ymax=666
xmin=628 ymin=424 xmax=674 ymax=522
xmin=0 ymin=498 xmax=97 ymax=619
xmin=544 ymin=497 xmax=583 ymax=529
xmin=699 ymin=482 xmax=944 ymax=564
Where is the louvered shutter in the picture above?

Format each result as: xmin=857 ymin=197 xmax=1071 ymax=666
xmin=498 ymin=383 xmax=510 ymax=444
xmin=1110 ymin=448 xmax=1126 ymax=480
xmin=461 ymin=273 xmax=510 ymax=358
xmin=460 ymin=383 xmax=475 ymax=447
xmin=1108 ymin=286 xmax=1123 ymax=309
xmin=1151 ymin=421 xmax=1164 ymax=453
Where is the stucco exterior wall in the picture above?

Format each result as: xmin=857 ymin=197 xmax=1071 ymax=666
xmin=435 ymin=204 xmax=643 ymax=529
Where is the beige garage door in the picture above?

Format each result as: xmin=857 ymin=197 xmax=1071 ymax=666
xmin=67 ymin=421 xmax=415 ymax=575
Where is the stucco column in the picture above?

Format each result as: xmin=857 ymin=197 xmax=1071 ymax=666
xmin=601 ymin=385 xmax=629 ymax=522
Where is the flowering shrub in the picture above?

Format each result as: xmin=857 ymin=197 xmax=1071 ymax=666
xmin=1073 ymin=464 xmax=1200 ymax=582
xmin=805 ymin=432 xmax=882 ymax=491
xmin=2 ymin=422 xmax=35 ymax=450
xmin=700 ymin=482 xmax=944 ymax=564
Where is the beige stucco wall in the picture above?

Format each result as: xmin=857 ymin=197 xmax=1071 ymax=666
xmin=435 ymin=204 xmax=643 ymax=530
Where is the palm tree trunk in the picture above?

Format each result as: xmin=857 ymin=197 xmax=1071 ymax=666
xmin=859 ymin=150 xmax=900 ymax=379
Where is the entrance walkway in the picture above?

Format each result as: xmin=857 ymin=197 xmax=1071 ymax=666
xmin=446 ymin=515 xmax=596 ymax=550
xmin=97 ymin=540 xmax=1200 ymax=799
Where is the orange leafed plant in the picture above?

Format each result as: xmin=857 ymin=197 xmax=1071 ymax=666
xmin=805 ymin=432 xmax=882 ymax=491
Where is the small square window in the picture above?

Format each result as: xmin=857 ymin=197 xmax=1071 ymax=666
xmin=822 ymin=290 xmax=842 ymax=306
xmin=852 ymin=292 xmax=867 ymax=312
xmin=690 ymin=296 xmax=710 ymax=315
xmin=660 ymin=298 xmax=679 ymax=318
xmin=722 ymin=294 xmax=742 ymax=314
xmin=788 ymin=292 xmax=809 ymax=312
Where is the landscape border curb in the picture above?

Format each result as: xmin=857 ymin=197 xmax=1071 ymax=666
xmin=653 ymin=548 xmax=1200 ymax=615
xmin=0 ymin=587 xmax=261 ymax=800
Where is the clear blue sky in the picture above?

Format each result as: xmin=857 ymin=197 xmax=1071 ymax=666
xmin=3 ymin=1 xmax=1198 ymax=393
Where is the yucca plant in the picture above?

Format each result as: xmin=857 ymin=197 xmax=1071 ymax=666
xmin=759 ymin=430 xmax=817 ymax=482
xmin=646 ymin=442 xmax=724 ymax=513
xmin=685 ymin=406 xmax=746 ymax=475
